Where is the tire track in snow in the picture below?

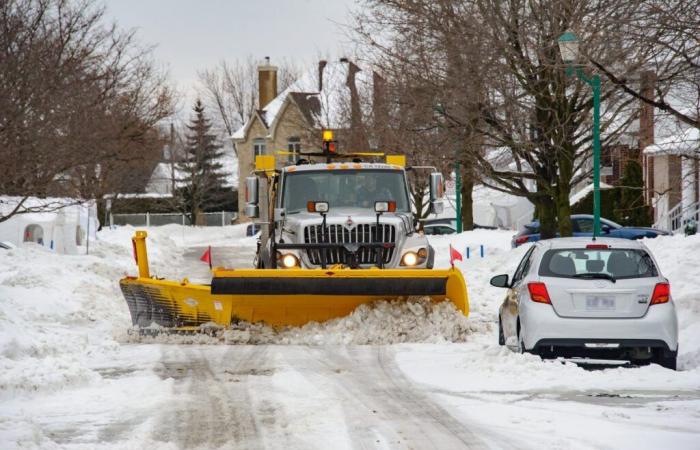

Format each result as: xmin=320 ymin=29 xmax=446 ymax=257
xmin=152 ymin=345 xmax=263 ymax=449
xmin=292 ymin=345 xmax=500 ymax=449
xmin=375 ymin=347 xmax=518 ymax=449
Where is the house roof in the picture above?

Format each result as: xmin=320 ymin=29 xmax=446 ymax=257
xmin=232 ymin=61 xmax=375 ymax=141
xmin=288 ymin=92 xmax=322 ymax=127
xmin=644 ymin=126 xmax=699 ymax=156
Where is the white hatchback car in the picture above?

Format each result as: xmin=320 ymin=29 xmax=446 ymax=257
xmin=491 ymin=237 xmax=678 ymax=369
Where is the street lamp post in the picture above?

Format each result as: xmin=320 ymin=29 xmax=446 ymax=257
xmin=558 ymin=31 xmax=602 ymax=238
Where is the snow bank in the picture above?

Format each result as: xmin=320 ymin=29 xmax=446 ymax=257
xmin=642 ymin=234 xmax=700 ymax=370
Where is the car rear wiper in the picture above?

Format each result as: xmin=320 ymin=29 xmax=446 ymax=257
xmin=572 ymin=273 xmax=617 ymax=283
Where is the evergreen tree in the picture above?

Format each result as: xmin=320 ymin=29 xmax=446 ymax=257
xmin=616 ymin=160 xmax=652 ymax=227
xmin=176 ymin=100 xmax=228 ymax=225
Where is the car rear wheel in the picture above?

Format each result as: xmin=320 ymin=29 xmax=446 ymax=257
xmin=653 ymin=352 xmax=677 ymax=371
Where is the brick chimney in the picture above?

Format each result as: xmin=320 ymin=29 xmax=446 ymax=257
xmin=318 ymin=60 xmax=327 ymax=92
xmin=341 ymin=58 xmax=367 ymax=149
xmin=373 ymin=71 xmax=388 ymax=149
xmin=344 ymin=59 xmax=361 ymax=129
xmin=258 ymin=56 xmax=278 ymax=109
xmin=639 ymin=71 xmax=655 ymax=152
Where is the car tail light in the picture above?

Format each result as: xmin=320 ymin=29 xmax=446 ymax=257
xmin=650 ymin=282 xmax=670 ymax=305
xmin=527 ymin=282 xmax=551 ymax=304
xmin=586 ymin=244 xmax=609 ymax=249
xmin=515 ymin=235 xmax=529 ymax=246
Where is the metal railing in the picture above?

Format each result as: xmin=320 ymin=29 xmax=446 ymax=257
xmin=110 ymin=211 xmax=237 ymax=227
xmin=654 ymin=201 xmax=700 ymax=233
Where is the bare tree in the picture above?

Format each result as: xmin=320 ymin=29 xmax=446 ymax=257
xmin=0 ymin=0 xmax=173 ymax=223
xmin=590 ymin=0 xmax=699 ymax=130
xmin=354 ymin=0 xmax=644 ymax=237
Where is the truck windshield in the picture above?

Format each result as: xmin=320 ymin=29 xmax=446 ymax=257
xmin=282 ymin=170 xmax=410 ymax=213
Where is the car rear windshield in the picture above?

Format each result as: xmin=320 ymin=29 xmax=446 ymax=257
xmin=539 ymin=248 xmax=658 ymax=280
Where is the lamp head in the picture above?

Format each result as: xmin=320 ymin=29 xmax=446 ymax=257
xmin=558 ymin=31 xmax=580 ymax=64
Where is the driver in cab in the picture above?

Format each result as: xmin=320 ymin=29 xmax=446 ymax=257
xmin=356 ymin=176 xmax=393 ymax=208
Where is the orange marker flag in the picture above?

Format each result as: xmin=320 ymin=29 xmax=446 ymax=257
xmin=200 ymin=245 xmax=212 ymax=269
xmin=449 ymin=244 xmax=462 ymax=267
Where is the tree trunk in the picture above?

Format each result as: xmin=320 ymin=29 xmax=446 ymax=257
xmin=195 ymin=208 xmax=206 ymax=226
xmin=412 ymin=187 xmax=425 ymax=229
xmin=556 ymin=148 xmax=574 ymax=237
xmin=461 ymin=173 xmax=474 ymax=231
xmin=556 ymin=186 xmax=573 ymax=237
xmin=535 ymin=185 xmax=557 ymax=239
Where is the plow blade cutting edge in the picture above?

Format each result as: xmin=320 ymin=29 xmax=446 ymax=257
xmin=119 ymin=231 xmax=469 ymax=330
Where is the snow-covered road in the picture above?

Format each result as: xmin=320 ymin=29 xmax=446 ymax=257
xmin=4 ymin=341 xmax=698 ymax=449
xmin=2 ymin=224 xmax=700 ymax=449
xmin=91 ymin=344 xmax=506 ymax=449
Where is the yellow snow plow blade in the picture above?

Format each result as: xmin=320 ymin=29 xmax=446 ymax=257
xmin=119 ymin=231 xmax=469 ymax=330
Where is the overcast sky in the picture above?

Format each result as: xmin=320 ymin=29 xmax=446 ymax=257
xmin=106 ymin=0 xmax=357 ymax=114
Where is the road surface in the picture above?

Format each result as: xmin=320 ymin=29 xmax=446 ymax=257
xmin=128 ymin=244 xmax=508 ymax=448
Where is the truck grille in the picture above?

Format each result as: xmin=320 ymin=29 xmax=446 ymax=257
xmin=303 ymin=224 xmax=396 ymax=266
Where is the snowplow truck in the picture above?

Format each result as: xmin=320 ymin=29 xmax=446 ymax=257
xmin=119 ymin=134 xmax=469 ymax=330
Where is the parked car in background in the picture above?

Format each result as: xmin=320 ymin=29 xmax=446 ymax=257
xmin=246 ymin=223 xmax=261 ymax=237
xmin=491 ymin=237 xmax=678 ymax=369
xmin=512 ymin=214 xmax=670 ymax=247
xmin=423 ymin=218 xmax=497 ymax=235
xmin=423 ymin=223 xmax=457 ymax=235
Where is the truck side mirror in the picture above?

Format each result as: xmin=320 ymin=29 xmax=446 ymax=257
xmin=245 ymin=176 xmax=259 ymax=218
xmin=429 ymin=172 xmax=444 ymax=214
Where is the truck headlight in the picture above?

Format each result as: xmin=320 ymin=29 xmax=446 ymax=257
xmin=401 ymin=248 xmax=427 ymax=266
xmin=402 ymin=252 xmax=418 ymax=266
xmin=278 ymin=253 xmax=300 ymax=268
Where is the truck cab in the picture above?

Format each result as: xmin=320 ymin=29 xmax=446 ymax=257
xmin=245 ymin=152 xmax=444 ymax=270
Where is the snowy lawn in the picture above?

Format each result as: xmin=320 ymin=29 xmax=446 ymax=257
xmin=0 ymin=224 xmax=699 ymax=449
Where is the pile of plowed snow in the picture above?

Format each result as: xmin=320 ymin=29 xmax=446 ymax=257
xmin=127 ymin=297 xmax=489 ymax=345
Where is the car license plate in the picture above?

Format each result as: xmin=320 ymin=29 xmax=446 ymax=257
xmin=586 ymin=295 xmax=615 ymax=310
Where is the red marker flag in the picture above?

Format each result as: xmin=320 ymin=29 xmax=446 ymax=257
xmin=200 ymin=245 xmax=212 ymax=269
xmin=449 ymin=244 xmax=462 ymax=267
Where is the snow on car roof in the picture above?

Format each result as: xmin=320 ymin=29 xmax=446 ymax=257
xmin=538 ymin=237 xmax=647 ymax=250
xmin=282 ymin=162 xmax=403 ymax=172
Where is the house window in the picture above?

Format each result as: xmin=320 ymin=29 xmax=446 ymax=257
xmin=287 ymin=137 xmax=301 ymax=163
xmin=253 ymin=138 xmax=266 ymax=156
